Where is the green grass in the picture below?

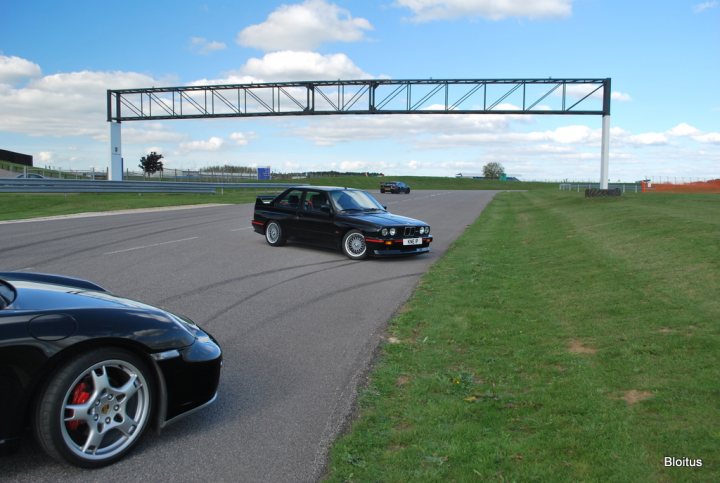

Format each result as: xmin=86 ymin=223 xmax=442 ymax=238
xmin=0 ymin=190 xmax=265 ymax=221
xmin=325 ymin=191 xmax=719 ymax=482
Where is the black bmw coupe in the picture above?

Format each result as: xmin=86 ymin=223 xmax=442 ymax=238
xmin=252 ymin=186 xmax=432 ymax=259
xmin=0 ymin=272 xmax=222 ymax=468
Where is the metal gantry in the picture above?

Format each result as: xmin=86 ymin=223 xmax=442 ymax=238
xmin=107 ymin=78 xmax=612 ymax=186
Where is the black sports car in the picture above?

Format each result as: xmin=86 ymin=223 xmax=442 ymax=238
xmin=380 ymin=181 xmax=410 ymax=194
xmin=0 ymin=272 xmax=222 ymax=468
xmin=252 ymin=186 xmax=432 ymax=259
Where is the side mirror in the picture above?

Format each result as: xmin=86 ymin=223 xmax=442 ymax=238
xmin=383 ymin=205 xmax=387 ymax=210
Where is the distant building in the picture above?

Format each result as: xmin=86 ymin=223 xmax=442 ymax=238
xmin=0 ymin=149 xmax=33 ymax=167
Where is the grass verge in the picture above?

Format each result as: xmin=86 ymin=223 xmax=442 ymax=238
xmin=0 ymin=190 xmax=266 ymax=222
xmin=325 ymin=191 xmax=719 ymax=482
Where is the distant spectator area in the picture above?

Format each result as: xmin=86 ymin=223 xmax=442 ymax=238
xmin=0 ymin=149 xmax=33 ymax=167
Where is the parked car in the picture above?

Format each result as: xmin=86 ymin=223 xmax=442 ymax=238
xmin=15 ymin=173 xmax=45 ymax=179
xmin=0 ymin=272 xmax=222 ymax=468
xmin=252 ymin=186 xmax=432 ymax=260
xmin=380 ymin=181 xmax=410 ymax=194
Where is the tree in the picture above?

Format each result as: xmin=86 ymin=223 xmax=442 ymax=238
xmin=139 ymin=151 xmax=164 ymax=176
xmin=483 ymin=162 xmax=505 ymax=179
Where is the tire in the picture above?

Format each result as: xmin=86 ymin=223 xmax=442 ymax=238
xmin=34 ymin=348 xmax=154 ymax=468
xmin=380 ymin=189 xmax=385 ymax=193
xmin=342 ymin=229 xmax=368 ymax=260
xmin=265 ymin=220 xmax=286 ymax=246
xmin=405 ymin=188 xmax=411 ymax=194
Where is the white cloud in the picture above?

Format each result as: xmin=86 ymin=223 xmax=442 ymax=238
xmin=290 ymin=112 xmax=514 ymax=146
xmin=230 ymin=132 xmax=254 ymax=145
xmin=179 ymin=136 xmax=225 ymax=152
xmin=395 ymin=0 xmax=573 ymax=22
xmin=694 ymin=132 xmax=720 ymax=144
xmin=628 ymin=132 xmax=668 ymax=145
xmin=237 ymin=0 xmax=372 ymax=51
xmin=0 ymin=55 xmax=42 ymax=85
xmin=562 ymin=84 xmax=631 ymax=103
xmin=190 ymin=37 xmax=227 ymax=54
xmin=37 ymin=151 xmax=53 ymax=163
xmin=667 ymin=123 xmax=701 ymax=137
xmin=239 ymin=51 xmax=370 ymax=81
xmin=0 ymin=66 xmax=164 ymax=138
xmin=693 ymin=1 xmax=718 ymax=13
xmin=611 ymin=91 xmax=632 ymax=102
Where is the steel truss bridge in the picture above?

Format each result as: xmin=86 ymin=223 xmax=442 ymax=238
xmin=107 ymin=78 xmax=612 ymax=186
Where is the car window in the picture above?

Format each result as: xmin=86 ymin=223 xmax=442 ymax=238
xmin=0 ymin=281 xmax=16 ymax=308
xmin=276 ymin=189 xmax=304 ymax=210
xmin=302 ymin=191 xmax=330 ymax=213
xmin=330 ymin=190 xmax=385 ymax=211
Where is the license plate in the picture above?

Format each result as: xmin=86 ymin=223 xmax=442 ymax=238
xmin=403 ymin=237 xmax=422 ymax=246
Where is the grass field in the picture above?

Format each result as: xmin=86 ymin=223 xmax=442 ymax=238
xmin=325 ymin=191 xmax=719 ymax=482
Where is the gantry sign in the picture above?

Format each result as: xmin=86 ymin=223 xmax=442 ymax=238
xmin=107 ymin=78 xmax=612 ymax=186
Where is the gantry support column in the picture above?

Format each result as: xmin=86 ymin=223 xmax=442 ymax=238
xmin=599 ymin=78 xmax=611 ymax=189
xmin=110 ymin=121 xmax=123 ymax=181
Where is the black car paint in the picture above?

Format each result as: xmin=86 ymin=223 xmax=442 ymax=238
xmin=0 ymin=272 xmax=221 ymax=451
xmin=252 ymin=186 xmax=432 ymax=257
xmin=380 ymin=181 xmax=410 ymax=194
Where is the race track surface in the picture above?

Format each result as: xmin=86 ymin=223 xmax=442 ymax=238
xmin=0 ymin=190 xmax=498 ymax=482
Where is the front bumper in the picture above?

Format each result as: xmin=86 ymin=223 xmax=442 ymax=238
xmin=365 ymin=235 xmax=433 ymax=257
xmin=155 ymin=332 xmax=222 ymax=422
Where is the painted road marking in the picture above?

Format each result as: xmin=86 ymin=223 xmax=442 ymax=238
xmin=104 ymin=237 xmax=199 ymax=255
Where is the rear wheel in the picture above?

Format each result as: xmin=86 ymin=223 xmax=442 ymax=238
xmin=265 ymin=220 xmax=286 ymax=246
xmin=342 ymin=230 xmax=368 ymax=260
xmin=34 ymin=348 xmax=154 ymax=468
xmin=405 ymin=188 xmax=411 ymax=194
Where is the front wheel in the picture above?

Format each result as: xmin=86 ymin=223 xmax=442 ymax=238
xmin=342 ymin=229 xmax=368 ymax=260
xmin=265 ymin=220 xmax=286 ymax=246
xmin=34 ymin=348 xmax=154 ymax=468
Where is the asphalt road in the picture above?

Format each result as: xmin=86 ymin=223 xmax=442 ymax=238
xmin=0 ymin=189 xmax=498 ymax=482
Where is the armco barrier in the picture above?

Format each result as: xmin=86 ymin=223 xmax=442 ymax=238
xmin=0 ymin=179 xmax=300 ymax=194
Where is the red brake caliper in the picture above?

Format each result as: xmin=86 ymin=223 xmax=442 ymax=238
xmin=67 ymin=382 xmax=91 ymax=431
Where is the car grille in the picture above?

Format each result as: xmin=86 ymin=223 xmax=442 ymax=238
xmin=403 ymin=226 xmax=419 ymax=237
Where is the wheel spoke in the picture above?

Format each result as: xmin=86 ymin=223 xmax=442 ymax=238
xmin=91 ymin=366 xmax=111 ymax=393
xmin=81 ymin=425 xmax=106 ymax=455
xmin=116 ymin=416 xmax=139 ymax=437
xmin=115 ymin=373 xmax=141 ymax=400
xmin=64 ymin=402 xmax=94 ymax=424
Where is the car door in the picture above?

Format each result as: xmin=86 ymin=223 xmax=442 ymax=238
xmin=296 ymin=190 xmax=337 ymax=244
xmin=272 ymin=188 xmax=305 ymax=237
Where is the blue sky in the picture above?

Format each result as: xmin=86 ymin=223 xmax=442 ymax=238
xmin=1 ymin=0 xmax=718 ymax=181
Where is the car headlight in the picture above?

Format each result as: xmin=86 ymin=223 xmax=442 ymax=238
xmin=389 ymin=228 xmax=396 ymax=236
xmin=381 ymin=228 xmax=388 ymax=236
xmin=425 ymin=226 xmax=431 ymax=235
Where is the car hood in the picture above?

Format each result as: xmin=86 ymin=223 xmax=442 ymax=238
xmin=6 ymin=280 xmax=167 ymax=314
xmin=340 ymin=211 xmax=426 ymax=227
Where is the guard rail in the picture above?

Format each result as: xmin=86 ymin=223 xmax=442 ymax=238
xmin=0 ymin=178 xmax=301 ymax=194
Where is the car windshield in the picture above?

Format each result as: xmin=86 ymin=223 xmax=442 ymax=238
xmin=330 ymin=190 xmax=385 ymax=212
